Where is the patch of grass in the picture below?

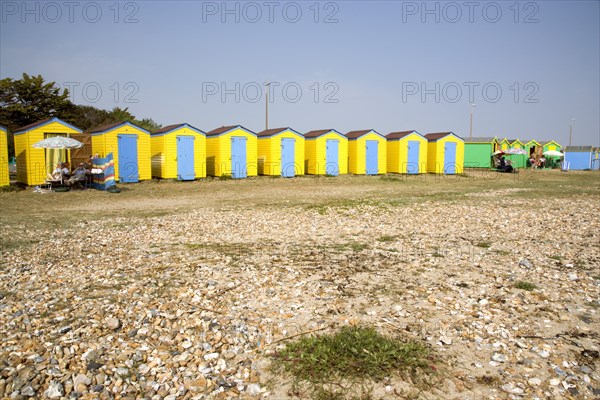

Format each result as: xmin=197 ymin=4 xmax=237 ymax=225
xmin=514 ymin=281 xmax=538 ymax=291
xmin=272 ymin=325 xmax=437 ymax=399
xmin=593 ymin=275 xmax=600 ymax=281
xmin=0 ymin=184 xmax=24 ymax=192
xmin=219 ymin=174 xmax=232 ymax=180
xmin=306 ymin=204 xmax=328 ymax=215
xmin=379 ymin=175 xmax=405 ymax=183
xmin=475 ymin=241 xmax=492 ymax=248
xmin=493 ymin=249 xmax=510 ymax=256
xmin=549 ymin=255 xmax=564 ymax=261
xmin=476 ymin=374 xmax=502 ymax=387
xmin=376 ymin=235 xmax=398 ymax=243
xmin=349 ymin=243 xmax=368 ymax=252
xmin=585 ymin=300 xmax=600 ymax=309
xmin=331 ymin=242 xmax=368 ymax=252
xmin=0 ymin=238 xmax=40 ymax=252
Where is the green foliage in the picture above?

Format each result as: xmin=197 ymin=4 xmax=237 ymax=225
xmin=0 ymin=73 xmax=72 ymax=131
xmin=0 ymin=73 xmax=162 ymax=156
xmin=514 ymin=281 xmax=537 ymax=291
xmin=271 ymin=326 xmax=437 ymax=399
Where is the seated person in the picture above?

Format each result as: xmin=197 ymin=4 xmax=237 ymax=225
xmin=493 ymin=156 xmax=501 ymax=169
xmin=50 ymin=162 xmax=70 ymax=181
xmin=538 ymin=156 xmax=546 ymax=168
xmin=528 ymin=156 xmax=537 ymax=169
xmin=499 ymin=156 xmax=513 ymax=173
xmin=67 ymin=163 xmax=90 ymax=186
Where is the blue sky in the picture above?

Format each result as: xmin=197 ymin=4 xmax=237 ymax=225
xmin=1 ymin=0 xmax=599 ymax=145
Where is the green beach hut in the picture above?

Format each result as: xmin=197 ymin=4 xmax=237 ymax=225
xmin=506 ymin=139 xmax=527 ymax=168
xmin=464 ymin=137 xmax=498 ymax=168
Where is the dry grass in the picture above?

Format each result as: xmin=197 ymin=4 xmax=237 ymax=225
xmin=1 ymin=170 xmax=597 ymax=228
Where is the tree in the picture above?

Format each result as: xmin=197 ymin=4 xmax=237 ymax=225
xmin=135 ymin=117 xmax=162 ymax=133
xmin=0 ymin=73 xmax=74 ymax=157
xmin=0 ymin=74 xmax=162 ymax=156
xmin=68 ymin=105 xmax=114 ymax=131
xmin=0 ymin=73 xmax=72 ymax=132
xmin=108 ymin=107 xmax=136 ymax=122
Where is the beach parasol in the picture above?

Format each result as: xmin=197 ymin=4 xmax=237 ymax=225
xmin=542 ymin=150 xmax=564 ymax=157
xmin=32 ymin=136 xmax=84 ymax=183
xmin=505 ymin=148 xmax=528 ymax=155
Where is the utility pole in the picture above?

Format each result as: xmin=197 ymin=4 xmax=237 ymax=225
xmin=469 ymin=103 xmax=476 ymax=140
xmin=569 ymin=118 xmax=575 ymax=146
xmin=265 ymin=82 xmax=271 ymax=130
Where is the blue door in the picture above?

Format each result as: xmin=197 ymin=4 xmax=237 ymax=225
xmin=231 ymin=137 xmax=247 ymax=179
xmin=118 ymin=134 xmax=138 ymax=183
xmin=365 ymin=140 xmax=378 ymax=175
xmin=281 ymin=138 xmax=295 ymax=177
xmin=177 ymin=136 xmax=195 ymax=181
xmin=407 ymin=140 xmax=420 ymax=174
xmin=444 ymin=141 xmax=457 ymax=174
xmin=325 ymin=139 xmax=339 ymax=176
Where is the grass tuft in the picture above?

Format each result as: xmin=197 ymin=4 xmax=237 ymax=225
xmin=377 ymin=235 xmax=398 ymax=243
xmin=271 ymin=326 xmax=437 ymax=398
xmin=514 ymin=281 xmax=537 ymax=291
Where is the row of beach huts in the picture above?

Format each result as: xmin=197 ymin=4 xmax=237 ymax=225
xmin=1 ymin=117 xmax=598 ymax=187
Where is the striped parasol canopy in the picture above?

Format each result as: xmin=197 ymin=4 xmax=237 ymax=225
xmin=505 ymin=148 xmax=528 ymax=155
xmin=32 ymin=136 xmax=83 ymax=149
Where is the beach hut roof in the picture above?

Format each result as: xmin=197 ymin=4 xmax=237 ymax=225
xmin=564 ymin=146 xmax=594 ymax=152
xmin=152 ymin=123 xmax=205 ymax=135
xmin=256 ymin=127 xmax=302 ymax=137
xmin=542 ymin=139 xmax=562 ymax=146
xmin=14 ymin=117 xmax=82 ymax=135
xmin=345 ymin=129 xmax=384 ymax=139
xmin=0 ymin=124 xmax=6 ymax=130
xmin=465 ymin=136 xmax=496 ymax=143
xmin=385 ymin=130 xmax=423 ymax=140
xmin=304 ymin=129 xmax=344 ymax=138
xmin=206 ymin=125 xmax=256 ymax=137
xmin=89 ymin=121 xmax=150 ymax=135
xmin=522 ymin=139 xmax=540 ymax=145
xmin=424 ymin=132 xmax=462 ymax=141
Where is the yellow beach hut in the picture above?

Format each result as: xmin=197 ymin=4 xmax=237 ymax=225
xmin=205 ymin=125 xmax=257 ymax=178
xmin=13 ymin=117 xmax=83 ymax=186
xmin=386 ymin=130 xmax=428 ymax=174
xmin=90 ymin=121 xmax=151 ymax=183
xmin=151 ymin=123 xmax=206 ymax=180
xmin=0 ymin=125 xmax=9 ymax=187
xmin=345 ymin=130 xmax=387 ymax=175
xmin=498 ymin=138 xmax=512 ymax=151
xmin=256 ymin=127 xmax=305 ymax=177
xmin=304 ymin=129 xmax=348 ymax=176
xmin=424 ymin=132 xmax=465 ymax=174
